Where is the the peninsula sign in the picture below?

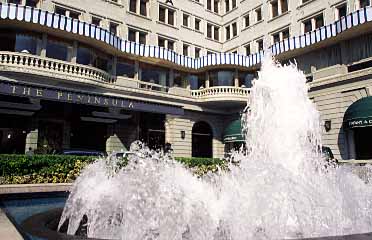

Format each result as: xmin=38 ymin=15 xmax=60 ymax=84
xmin=0 ymin=81 xmax=184 ymax=115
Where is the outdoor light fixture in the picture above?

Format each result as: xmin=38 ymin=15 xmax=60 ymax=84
xmin=181 ymin=130 xmax=185 ymax=139
xmin=324 ymin=120 xmax=331 ymax=132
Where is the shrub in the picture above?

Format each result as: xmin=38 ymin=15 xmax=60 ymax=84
xmin=0 ymin=155 xmax=95 ymax=184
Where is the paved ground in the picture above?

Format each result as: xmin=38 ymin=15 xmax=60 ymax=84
xmin=0 ymin=208 xmax=23 ymax=240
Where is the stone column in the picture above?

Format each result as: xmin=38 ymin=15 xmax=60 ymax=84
xmin=234 ymin=69 xmax=239 ymax=87
xmin=40 ymin=33 xmax=47 ymax=57
xmin=25 ymin=119 xmax=38 ymax=153
xmin=71 ymin=41 xmax=78 ymax=63
xmin=169 ymin=69 xmax=174 ymax=87
xmin=134 ymin=60 xmax=140 ymax=81
xmin=205 ymin=71 xmax=210 ymax=88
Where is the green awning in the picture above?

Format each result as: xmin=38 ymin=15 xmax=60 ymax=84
xmin=344 ymin=97 xmax=372 ymax=128
xmin=223 ymin=119 xmax=245 ymax=143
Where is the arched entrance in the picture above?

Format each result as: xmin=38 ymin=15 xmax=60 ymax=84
xmin=192 ymin=121 xmax=213 ymax=158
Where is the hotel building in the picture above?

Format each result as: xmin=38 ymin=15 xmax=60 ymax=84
xmin=0 ymin=0 xmax=372 ymax=160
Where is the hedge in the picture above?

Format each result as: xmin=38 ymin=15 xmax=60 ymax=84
xmin=0 ymin=155 xmax=95 ymax=184
xmin=0 ymin=155 xmax=226 ymax=184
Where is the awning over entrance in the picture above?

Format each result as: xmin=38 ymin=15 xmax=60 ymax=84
xmin=344 ymin=97 xmax=372 ymax=128
xmin=223 ymin=119 xmax=244 ymax=143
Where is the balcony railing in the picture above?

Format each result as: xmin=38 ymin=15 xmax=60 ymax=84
xmin=191 ymin=86 xmax=250 ymax=99
xmin=0 ymin=51 xmax=115 ymax=84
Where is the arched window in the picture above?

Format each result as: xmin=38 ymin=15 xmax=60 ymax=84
xmin=192 ymin=121 xmax=213 ymax=158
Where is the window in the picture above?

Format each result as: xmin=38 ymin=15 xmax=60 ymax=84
xmin=256 ymin=39 xmax=263 ymax=52
xmin=128 ymin=28 xmax=147 ymax=44
xmin=183 ymin=13 xmax=189 ymax=27
xmin=128 ymin=29 xmax=136 ymax=42
xmin=214 ymin=26 xmax=219 ymax=41
xmin=183 ymin=44 xmax=189 ymax=56
xmin=245 ymin=44 xmax=251 ymax=55
xmin=255 ymin=7 xmax=262 ymax=22
xmin=271 ymin=0 xmax=279 ymax=18
xmin=315 ymin=15 xmax=324 ymax=28
xmin=336 ymin=4 xmax=347 ymax=20
xmin=159 ymin=7 xmax=166 ymax=22
xmin=273 ymin=33 xmax=280 ymax=43
xmin=158 ymin=36 xmax=174 ymax=50
xmin=244 ymin=14 xmax=250 ymax=28
xmin=69 ymin=11 xmax=80 ymax=20
xmin=129 ymin=0 xmax=136 ymax=12
xmin=168 ymin=9 xmax=175 ymax=25
xmin=7 ymin=0 xmax=21 ymax=4
xmin=168 ymin=40 xmax=174 ymax=50
xmin=209 ymin=70 xmax=234 ymax=86
xmin=117 ymin=58 xmax=135 ymax=78
xmin=139 ymin=63 xmax=170 ymax=88
xmin=303 ymin=19 xmax=312 ymax=33
xmin=232 ymin=0 xmax=236 ymax=9
xmin=25 ymin=0 xmax=38 ymax=7
xmin=46 ymin=37 xmax=71 ymax=61
xmin=159 ymin=6 xmax=175 ymax=26
xmin=139 ymin=0 xmax=147 ymax=16
xmin=272 ymin=28 xmax=290 ymax=44
xmin=282 ymin=28 xmax=289 ymax=40
xmin=225 ymin=0 xmax=230 ymax=12
xmin=359 ymin=0 xmax=370 ymax=8
xmin=232 ymin=22 xmax=237 ymax=37
xmin=207 ymin=0 xmax=212 ymax=10
xmin=129 ymin=0 xmax=148 ymax=16
xmin=158 ymin=37 xmax=165 ymax=48
xmin=195 ymin=18 xmax=201 ymax=31
xmin=214 ymin=0 xmax=219 ymax=13
xmin=0 ymin=30 xmax=40 ymax=55
xmin=195 ymin=47 xmax=201 ymax=58
xmin=139 ymin=32 xmax=146 ymax=44
xmin=92 ymin=17 xmax=101 ymax=26
xmin=55 ymin=6 xmax=67 ymax=16
xmin=207 ymin=24 xmax=212 ymax=38
xmin=225 ymin=26 xmax=230 ymax=40
xmin=109 ymin=22 xmax=118 ymax=35
xmin=303 ymin=14 xmax=324 ymax=33
xmin=281 ymin=0 xmax=288 ymax=13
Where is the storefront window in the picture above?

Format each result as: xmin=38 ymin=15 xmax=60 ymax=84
xmin=0 ymin=30 xmax=39 ymax=54
xmin=46 ymin=37 xmax=71 ymax=61
xmin=76 ymin=44 xmax=111 ymax=72
xmin=174 ymin=71 xmax=188 ymax=88
xmin=209 ymin=70 xmax=234 ymax=87
xmin=117 ymin=58 xmax=135 ymax=78
xmin=188 ymin=74 xmax=205 ymax=90
xmin=238 ymin=71 xmax=256 ymax=88
xmin=139 ymin=63 xmax=169 ymax=87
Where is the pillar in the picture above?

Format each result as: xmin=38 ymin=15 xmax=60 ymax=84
xmin=205 ymin=71 xmax=210 ymax=88
xmin=134 ymin=60 xmax=140 ymax=81
xmin=25 ymin=119 xmax=38 ymax=153
xmin=71 ymin=41 xmax=78 ymax=63
xmin=169 ymin=69 xmax=175 ymax=87
xmin=40 ymin=33 xmax=47 ymax=57
xmin=234 ymin=69 xmax=239 ymax=87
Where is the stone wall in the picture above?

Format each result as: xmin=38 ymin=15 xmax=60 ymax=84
xmin=166 ymin=111 xmax=227 ymax=159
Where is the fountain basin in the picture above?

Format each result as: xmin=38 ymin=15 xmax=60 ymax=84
xmin=19 ymin=208 xmax=372 ymax=240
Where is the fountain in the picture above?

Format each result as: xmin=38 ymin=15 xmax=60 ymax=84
xmin=28 ymin=56 xmax=372 ymax=239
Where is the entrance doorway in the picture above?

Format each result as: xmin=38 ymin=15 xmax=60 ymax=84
xmin=192 ymin=121 xmax=213 ymax=158
xmin=0 ymin=114 xmax=28 ymax=154
xmin=139 ymin=113 xmax=165 ymax=150
xmin=354 ymin=127 xmax=372 ymax=159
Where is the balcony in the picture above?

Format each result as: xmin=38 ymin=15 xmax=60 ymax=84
xmin=0 ymin=51 xmax=249 ymax=106
xmin=191 ymin=86 xmax=250 ymax=103
xmin=0 ymin=51 xmax=115 ymax=85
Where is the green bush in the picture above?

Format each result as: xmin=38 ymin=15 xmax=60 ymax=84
xmin=0 ymin=155 xmax=227 ymax=184
xmin=175 ymin=157 xmax=228 ymax=176
xmin=0 ymin=155 xmax=95 ymax=184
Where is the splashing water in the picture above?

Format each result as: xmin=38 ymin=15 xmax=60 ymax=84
xmin=59 ymin=57 xmax=372 ymax=239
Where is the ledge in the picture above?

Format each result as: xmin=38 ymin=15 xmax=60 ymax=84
xmin=0 ymin=183 xmax=72 ymax=195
